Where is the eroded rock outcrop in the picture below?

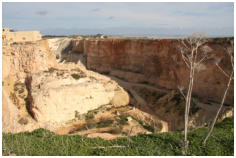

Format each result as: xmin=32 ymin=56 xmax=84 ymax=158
xmin=82 ymin=39 xmax=234 ymax=105
xmin=27 ymin=68 xmax=129 ymax=130
xmin=2 ymin=41 xmax=57 ymax=81
xmin=47 ymin=38 xmax=233 ymax=105
xmin=48 ymin=38 xmax=86 ymax=64
xmin=2 ymin=41 xmax=57 ymax=133
xmin=2 ymin=89 xmax=39 ymax=133
xmin=2 ymin=37 xmax=233 ymax=136
xmin=47 ymin=38 xmax=73 ymax=59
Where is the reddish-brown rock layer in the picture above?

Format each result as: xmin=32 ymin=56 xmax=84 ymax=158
xmin=81 ymin=38 xmax=233 ymax=105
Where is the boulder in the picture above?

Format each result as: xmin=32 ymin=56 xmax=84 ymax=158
xmin=28 ymin=68 xmax=129 ymax=129
xmin=111 ymin=89 xmax=129 ymax=107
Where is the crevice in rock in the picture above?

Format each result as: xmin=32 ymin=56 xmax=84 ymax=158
xmin=25 ymin=76 xmax=37 ymax=121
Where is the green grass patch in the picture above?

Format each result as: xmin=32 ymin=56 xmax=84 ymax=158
xmin=2 ymin=118 xmax=233 ymax=156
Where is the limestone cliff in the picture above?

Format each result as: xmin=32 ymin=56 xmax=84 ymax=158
xmin=81 ymin=38 xmax=233 ymax=105
xmin=2 ymin=40 xmax=57 ymax=81
xmin=2 ymin=37 xmax=233 ymax=136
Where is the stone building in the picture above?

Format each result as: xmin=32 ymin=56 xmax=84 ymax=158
xmin=2 ymin=28 xmax=42 ymax=43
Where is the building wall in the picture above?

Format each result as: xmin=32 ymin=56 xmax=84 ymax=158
xmin=3 ymin=29 xmax=42 ymax=42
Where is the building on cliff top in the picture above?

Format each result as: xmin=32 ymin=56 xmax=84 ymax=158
xmin=2 ymin=28 xmax=42 ymax=43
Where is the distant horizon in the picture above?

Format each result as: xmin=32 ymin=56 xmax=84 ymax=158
xmin=3 ymin=2 xmax=234 ymax=37
xmin=5 ymin=27 xmax=234 ymax=38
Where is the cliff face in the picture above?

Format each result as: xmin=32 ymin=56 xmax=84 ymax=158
xmin=2 ymin=40 xmax=57 ymax=81
xmin=2 ymin=41 xmax=57 ymax=133
xmin=82 ymin=39 xmax=233 ymax=105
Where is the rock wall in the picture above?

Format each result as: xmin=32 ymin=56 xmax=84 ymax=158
xmin=82 ymin=39 xmax=233 ymax=105
xmin=2 ymin=40 xmax=58 ymax=133
xmin=2 ymin=40 xmax=57 ymax=81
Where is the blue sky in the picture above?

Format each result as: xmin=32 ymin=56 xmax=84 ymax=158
xmin=2 ymin=2 xmax=234 ymax=37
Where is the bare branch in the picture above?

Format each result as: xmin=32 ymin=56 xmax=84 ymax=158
xmin=203 ymin=70 xmax=234 ymax=145
xmin=203 ymin=39 xmax=234 ymax=145
xmin=181 ymin=39 xmax=189 ymax=49
xmin=230 ymin=55 xmax=234 ymax=69
xmin=127 ymin=126 xmax=134 ymax=147
xmin=226 ymin=46 xmax=234 ymax=69
xmin=196 ymin=54 xmax=208 ymax=66
xmin=201 ymin=45 xmax=212 ymax=54
xmin=177 ymin=32 xmax=209 ymax=154
xmin=216 ymin=63 xmax=230 ymax=78
xmin=193 ymin=45 xmax=199 ymax=65
xmin=195 ymin=63 xmax=207 ymax=73
xmin=178 ymin=86 xmax=186 ymax=100
xmin=181 ymin=53 xmax=190 ymax=68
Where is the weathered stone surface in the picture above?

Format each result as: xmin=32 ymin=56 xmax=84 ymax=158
xmin=111 ymin=89 xmax=130 ymax=107
xmin=2 ymin=37 xmax=233 ymax=136
xmin=82 ymin=39 xmax=233 ymax=105
xmin=29 ymin=69 xmax=129 ymax=129
xmin=47 ymin=38 xmax=73 ymax=59
xmin=2 ymin=89 xmax=39 ymax=133
xmin=2 ymin=41 xmax=57 ymax=81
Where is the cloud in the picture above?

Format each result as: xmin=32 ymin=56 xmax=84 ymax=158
xmin=173 ymin=10 xmax=206 ymax=17
xmin=107 ymin=16 xmax=114 ymax=20
xmin=35 ymin=10 xmax=48 ymax=16
xmin=3 ymin=2 xmax=233 ymax=37
xmin=91 ymin=8 xmax=100 ymax=12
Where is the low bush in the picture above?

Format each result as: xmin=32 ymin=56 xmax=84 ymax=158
xmin=118 ymin=115 xmax=128 ymax=125
xmin=71 ymin=73 xmax=86 ymax=80
xmin=86 ymin=120 xmax=97 ymax=129
xmin=97 ymin=118 xmax=114 ymax=128
xmin=108 ymin=127 xmax=122 ymax=134
xmin=71 ymin=73 xmax=80 ymax=80
xmin=85 ymin=113 xmax=94 ymax=120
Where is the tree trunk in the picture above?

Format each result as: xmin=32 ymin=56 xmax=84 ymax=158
xmin=184 ymin=66 xmax=195 ymax=155
xmin=203 ymin=70 xmax=233 ymax=145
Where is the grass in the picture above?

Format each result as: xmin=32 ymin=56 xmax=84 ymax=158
xmin=2 ymin=118 xmax=233 ymax=156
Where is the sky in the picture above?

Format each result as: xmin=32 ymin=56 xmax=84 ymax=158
xmin=2 ymin=2 xmax=234 ymax=37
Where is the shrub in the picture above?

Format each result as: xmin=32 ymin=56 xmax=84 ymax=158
xmin=18 ymin=118 xmax=28 ymax=125
xmin=86 ymin=120 xmax=97 ymax=129
xmin=71 ymin=73 xmax=80 ymax=80
xmin=108 ymin=127 xmax=122 ymax=134
xmin=85 ymin=113 xmax=94 ymax=120
xmin=97 ymin=118 xmax=114 ymax=128
xmin=118 ymin=115 xmax=129 ymax=125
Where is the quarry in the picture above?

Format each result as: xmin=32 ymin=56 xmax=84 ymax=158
xmin=2 ymin=35 xmax=234 ymax=140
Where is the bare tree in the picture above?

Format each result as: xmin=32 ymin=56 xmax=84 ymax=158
xmin=177 ymin=33 xmax=212 ymax=154
xmin=203 ymin=40 xmax=234 ymax=145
